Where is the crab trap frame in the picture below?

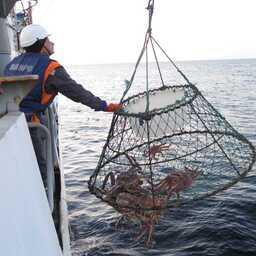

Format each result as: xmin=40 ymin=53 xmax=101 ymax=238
xmin=88 ymin=1 xmax=256 ymax=213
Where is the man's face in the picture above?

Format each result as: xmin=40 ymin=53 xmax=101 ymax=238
xmin=44 ymin=37 xmax=55 ymax=55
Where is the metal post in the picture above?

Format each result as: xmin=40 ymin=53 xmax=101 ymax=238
xmin=28 ymin=122 xmax=55 ymax=212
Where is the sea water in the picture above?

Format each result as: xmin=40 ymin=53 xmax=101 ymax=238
xmin=59 ymin=59 xmax=256 ymax=256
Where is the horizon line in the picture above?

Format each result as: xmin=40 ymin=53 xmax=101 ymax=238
xmin=63 ymin=57 xmax=256 ymax=67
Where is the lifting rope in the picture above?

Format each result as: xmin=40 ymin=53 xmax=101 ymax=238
xmin=88 ymin=0 xmax=256 ymax=246
xmin=121 ymin=0 xmax=191 ymax=105
xmin=89 ymin=0 xmax=256 ymax=209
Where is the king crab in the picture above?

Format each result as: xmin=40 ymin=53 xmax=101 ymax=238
xmin=144 ymin=143 xmax=171 ymax=160
xmin=102 ymin=153 xmax=144 ymax=203
xmin=102 ymin=153 xmax=202 ymax=246
xmin=115 ymin=192 xmax=167 ymax=246
xmin=154 ymin=167 xmax=203 ymax=204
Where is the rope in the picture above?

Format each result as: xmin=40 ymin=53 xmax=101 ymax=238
xmin=120 ymin=32 xmax=149 ymax=102
xmin=18 ymin=0 xmax=38 ymax=25
xmin=146 ymin=40 xmax=150 ymax=113
xmin=88 ymin=0 xmax=256 ymax=216
xmin=120 ymin=1 xmax=155 ymax=103
xmin=151 ymin=36 xmax=193 ymax=85
xmin=120 ymin=0 xmax=193 ymax=106
xmin=150 ymin=37 xmax=165 ymax=87
xmin=145 ymin=40 xmax=155 ymax=206
xmin=146 ymin=0 xmax=154 ymax=34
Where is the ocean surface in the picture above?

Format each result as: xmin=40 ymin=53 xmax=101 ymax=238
xmin=59 ymin=59 xmax=256 ymax=256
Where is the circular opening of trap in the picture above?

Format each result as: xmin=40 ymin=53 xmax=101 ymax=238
xmin=120 ymin=85 xmax=195 ymax=138
xmin=123 ymin=85 xmax=188 ymax=116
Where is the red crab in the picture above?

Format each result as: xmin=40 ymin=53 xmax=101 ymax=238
xmin=101 ymin=153 xmax=202 ymax=247
xmin=144 ymin=143 xmax=171 ymax=160
xmin=155 ymin=167 xmax=202 ymax=201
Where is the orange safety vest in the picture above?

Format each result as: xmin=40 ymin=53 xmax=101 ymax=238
xmin=31 ymin=60 xmax=61 ymax=123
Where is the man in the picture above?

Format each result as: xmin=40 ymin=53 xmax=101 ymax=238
xmin=4 ymin=24 xmax=122 ymax=185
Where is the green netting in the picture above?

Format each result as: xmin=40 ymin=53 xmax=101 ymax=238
xmin=88 ymin=0 xmax=256 ymax=246
xmin=89 ymin=83 xmax=255 ymax=211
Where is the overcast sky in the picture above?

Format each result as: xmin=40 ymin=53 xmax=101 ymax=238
xmin=31 ymin=0 xmax=256 ymax=65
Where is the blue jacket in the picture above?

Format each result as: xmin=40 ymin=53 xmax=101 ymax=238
xmin=4 ymin=53 xmax=59 ymax=114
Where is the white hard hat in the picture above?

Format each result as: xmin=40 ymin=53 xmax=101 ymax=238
xmin=20 ymin=24 xmax=50 ymax=48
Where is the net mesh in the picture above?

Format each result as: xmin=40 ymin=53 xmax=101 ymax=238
xmin=88 ymin=1 xmax=255 ymax=245
xmin=89 ymin=83 xmax=255 ymax=211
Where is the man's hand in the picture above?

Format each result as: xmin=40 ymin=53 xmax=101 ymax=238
xmin=106 ymin=103 xmax=122 ymax=112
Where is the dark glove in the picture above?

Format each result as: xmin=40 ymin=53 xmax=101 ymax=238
xmin=105 ymin=103 xmax=122 ymax=112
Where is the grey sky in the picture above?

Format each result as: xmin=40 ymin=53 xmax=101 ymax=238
xmin=33 ymin=0 xmax=256 ymax=65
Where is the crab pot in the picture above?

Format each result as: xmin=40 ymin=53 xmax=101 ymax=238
xmin=88 ymin=84 xmax=256 ymax=210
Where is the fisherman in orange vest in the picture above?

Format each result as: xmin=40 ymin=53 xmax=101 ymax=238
xmin=4 ymin=24 xmax=122 ymax=185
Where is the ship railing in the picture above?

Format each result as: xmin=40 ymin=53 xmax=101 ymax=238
xmin=28 ymin=121 xmax=55 ymax=212
xmin=0 ymin=75 xmax=56 ymax=213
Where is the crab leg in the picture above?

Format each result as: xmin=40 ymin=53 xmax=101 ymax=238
xmin=145 ymin=222 xmax=154 ymax=247
xmin=124 ymin=153 xmax=141 ymax=171
xmin=102 ymin=171 xmax=115 ymax=190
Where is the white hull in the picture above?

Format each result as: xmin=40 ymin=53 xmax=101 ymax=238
xmin=0 ymin=2 xmax=71 ymax=254
xmin=0 ymin=113 xmax=66 ymax=255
